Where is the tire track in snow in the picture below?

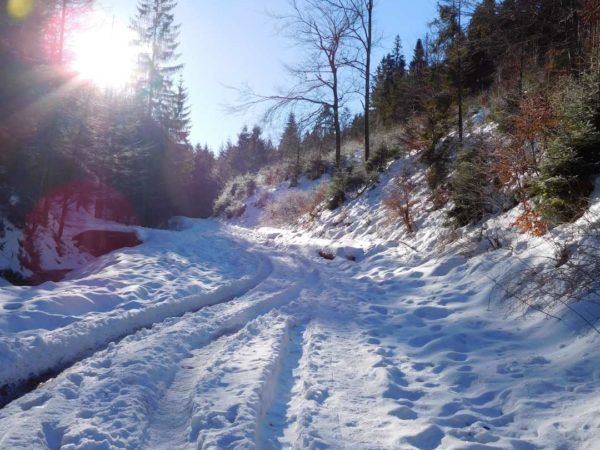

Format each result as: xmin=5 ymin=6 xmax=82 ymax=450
xmin=0 ymin=253 xmax=273 ymax=409
xmin=0 ymin=249 xmax=319 ymax=449
xmin=142 ymin=265 xmax=318 ymax=449
xmin=142 ymin=328 xmax=241 ymax=450
xmin=260 ymin=321 xmax=308 ymax=450
xmin=141 ymin=258 xmax=320 ymax=449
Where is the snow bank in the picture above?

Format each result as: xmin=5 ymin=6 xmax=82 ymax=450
xmin=0 ymin=220 xmax=269 ymax=391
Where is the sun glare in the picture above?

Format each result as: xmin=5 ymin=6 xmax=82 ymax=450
xmin=69 ymin=14 xmax=137 ymax=89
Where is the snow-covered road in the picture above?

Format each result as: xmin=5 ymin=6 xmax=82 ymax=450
xmin=1 ymin=219 xmax=600 ymax=449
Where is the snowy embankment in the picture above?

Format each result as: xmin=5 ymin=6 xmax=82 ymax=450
xmin=2 ymin=158 xmax=600 ymax=448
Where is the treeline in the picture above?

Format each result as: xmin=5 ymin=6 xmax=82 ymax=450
xmin=0 ymin=0 xmax=220 ymax=232
xmin=217 ymin=0 xmax=599 ymax=231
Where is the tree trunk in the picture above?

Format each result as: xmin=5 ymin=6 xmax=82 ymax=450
xmin=58 ymin=194 xmax=69 ymax=238
xmin=456 ymin=0 xmax=464 ymax=146
xmin=364 ymin=0 xmax=373 ymax=162
xmin=332 ymin=61 xmax=342 ymax=169
xmin=147 ymin=2 xmax=160 ymax=117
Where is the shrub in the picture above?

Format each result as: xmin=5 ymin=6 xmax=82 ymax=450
xmin=531 ymin=61 xmax=600 ymax=224
xmin=262 ymin=184 xmax=329 ymax=226
xmin=383 ymin=169 xmax=418 ymax=233
xmin=366 ymin=143 xmax=401 ymax=173
xmin=328 ymin=174 xmax=346 ymax=210
xmin=448 ymin=145 xmax=495 ymax=227
xmin=514 ymin=201 xmax=548 ymax=236
xmin=307 ymin=184 xmax=329 ymax=217
xmin=263 ymin=191 xmax=310 ymax=225
xmin=213 ymin=174 xmax=258 ymax=218
xmin=426 ymin=154 xmax=449 ymax=192
xmin=327 ymin=167 xmax=373 ymax=210
xmin=261 ymin=166 xmax=287 ymax=187
xmin=306 ymin=157 xmax=326 ymax=180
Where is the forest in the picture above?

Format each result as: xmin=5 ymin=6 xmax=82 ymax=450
xmin=0 ymin=0 xmax=598 ymax=276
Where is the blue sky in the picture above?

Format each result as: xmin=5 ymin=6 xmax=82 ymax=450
xmin=99 ymin=0 xmax=438 ymax=151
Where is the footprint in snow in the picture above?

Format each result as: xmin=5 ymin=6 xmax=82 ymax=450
xmin=383 ymin=384 xmax=423 ymax=402
xmin=413 ymin=306 xmax=451 ymax=320
xmin=389 ymin=405 xmax=418 ymax=420
xmin=408 ymin=333 xmax=444 ymax=348
xmin=369 ymin=305 xmax=389 ymax=315
xmin=430 ymin=256 xmax=466 ymax=277
xmin=3 ymin=302 xmax=22 ymax=310
xmin=20 ymin=393 xmax=52 ymax=411
xmin=402 ymin=424 xmax=445 ymax=450
xmin=446 ymin=352 xmax=468 ymax=362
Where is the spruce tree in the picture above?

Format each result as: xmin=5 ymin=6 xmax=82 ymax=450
xmin=433 ymin=0 xmax=473 ymax=145
xmin=170 ymin=76 xmax=192 ymax=145
xmin=464 ymin=0 xmax=497 ymax=93
xmin=131 ymin=0 xmax=183 ymax=121
xmin=279 ymin=113 xmax=302 ymax=186
xmin=409 ymin=39 xmax=427 ymax=77
xmin=371 ymin=36 xmax=410 ymax=127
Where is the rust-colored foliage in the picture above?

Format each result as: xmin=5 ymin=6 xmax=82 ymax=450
xmin=383 ymin=170 xmax=418 ymax=233
xmin=491 ymin=136 xmax=524 ymax=186
xmin=492 ymin=94 xmax=556 ymax=187
xmin=512 ymin=95 xmax=556 ymax=149
xmin=307 ymin=184 xmax=329 ymax=218
xmin=514 ymin=201 xmax=548 ymax=236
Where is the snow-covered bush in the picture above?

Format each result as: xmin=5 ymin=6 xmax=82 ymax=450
xmin=258 ymin=164 xmax=288 ymax=187
xmin=213 ymin=174 xmax=258 ymax=219
xmin=383 ymin=169 xmax=418 ymax=233
xmin=262 ymin=192 xmax=311 ymax=226
xmin=328 ymin=167 xmax=374 ymax=210
xmin=262 ymin=184 xmax=328 ymax=226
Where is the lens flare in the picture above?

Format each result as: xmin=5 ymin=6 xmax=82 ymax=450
xmin=68 ymin=13 xmax=137 ymax=89
xmin=7 ymin=0 xmax=35 ymax=20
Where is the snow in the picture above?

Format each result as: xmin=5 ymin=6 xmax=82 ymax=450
xmin=2 ymin=157 xmax=600 ymax=448
xmin=0 ymin=220 xmax=268 ymax=389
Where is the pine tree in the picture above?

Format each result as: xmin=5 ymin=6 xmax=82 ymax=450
xmin=464 ymin=0 xmax=497 ymax=93
xmin=279 ymin=113 xmax=302 ymax=186
xmin=371 ymin=36 xmax=410 ymax=127
xmin=169 ymin=76 xmax=192 ymax=145
xmin=131 ymin=0 xmax=183 ymax=121
xmin=409 ymin=38 xmax=427 ymax=77
xmin=433 ymin=0 xmax=473 ymax=145
xmin=393 ymin=35 xmax=407 ymax=74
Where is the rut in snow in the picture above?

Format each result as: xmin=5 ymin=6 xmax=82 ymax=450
xmin=0 ymin=255 xmax=274 ymax=409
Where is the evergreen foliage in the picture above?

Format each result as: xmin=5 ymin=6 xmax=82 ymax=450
xmin=448 ymin=144 xmax=493 ymax=226
xmin=131 ymin=0 xmax=183 ymax=121
xmin=279 ymin=113 xmax=302 ymax=186
xmin=533 ymin=57 xmax=600 ymax=223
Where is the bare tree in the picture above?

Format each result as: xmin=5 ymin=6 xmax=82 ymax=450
xmin=339 ymin=0 xmax=374 ymax=162
xmin=235 ymin=0 xmax=357 ymax=170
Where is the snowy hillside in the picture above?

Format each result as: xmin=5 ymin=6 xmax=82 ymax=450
xmin=2 ymin=149 xmax=600 ymax=449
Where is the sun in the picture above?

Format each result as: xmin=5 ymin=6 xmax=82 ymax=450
xmin=69 ymin=14 xmax=137 ymax=89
